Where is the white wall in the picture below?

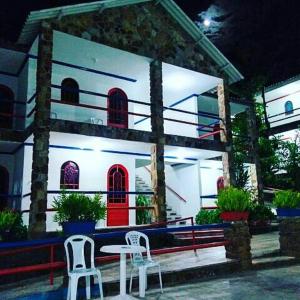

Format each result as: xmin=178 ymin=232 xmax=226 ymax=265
xmin=164 ymin=163 xmax=201 ymax=220
xmin=164 ymin=96 xmax=199 ymax=138
xmin=50 ymin=31 xmax=151 ymax=131
xmin=265 ymin=80 xmax=300 ymax=128
xmin=199 ymin=160 xmax=223 ymax=207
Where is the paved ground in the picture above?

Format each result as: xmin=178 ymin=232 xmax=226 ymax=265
xmin=122 ymin=265 xmax=300 ymax=300
xmin=0 ymin=231 xmax=281 ymax=300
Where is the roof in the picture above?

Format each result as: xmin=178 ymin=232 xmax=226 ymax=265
xmin=265 ymin=73 xmax=300 ymax=93
xmin=17 ymin=0 xmax=243 ymax=84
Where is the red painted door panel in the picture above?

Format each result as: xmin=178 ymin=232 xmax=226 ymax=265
xmin=107 ymin=164 xmax=129 ymax=226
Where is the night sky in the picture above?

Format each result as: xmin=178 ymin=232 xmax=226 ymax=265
xmin=1 ymin=0 xmax=299 ymax=85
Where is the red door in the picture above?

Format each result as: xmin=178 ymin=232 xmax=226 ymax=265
xmin=107 ymin=88 xmax=128 ymax=128
xmin=0 ymin=166 xmax=9 ymax=210
xmin=107 ymin=164 xmax=129 ymax=226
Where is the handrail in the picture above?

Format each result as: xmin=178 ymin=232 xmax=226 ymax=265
xmin=144 ymin=167 xmax=187 ymax=203
xmin=50 ymin=99 xmax=151 ymax=119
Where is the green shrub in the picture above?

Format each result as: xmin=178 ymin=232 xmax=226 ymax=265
xmin=249 ymin=203 xmax=275 ymax=222
xmin=195 ymin=209 xmax=221 ymax=225
xmin=216 ymin=187 xmax=251 ymax=212
xmin=136 ymin=195 xmax=152 ymax=225
xmin=53 ymin=191 xmax=106 ymax=224
xmin=273 ymin=190 xmax=300 ymax=208
xmin=0 ymin=210 xmax=27 ymax=241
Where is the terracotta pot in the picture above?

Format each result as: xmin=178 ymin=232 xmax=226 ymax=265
xmin=220 ymin=211 xmax=249 ymax=221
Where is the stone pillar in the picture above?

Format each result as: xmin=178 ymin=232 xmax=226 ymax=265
xmin=28 ymin=22 xmax=53 ymax=238
xmin=224 ymin=222 xmax=252 ymax=269
xmin=217 ymin=82 xmax=236 ymax=187
xmin=247 ymin=104 xmax=264 ymax=202
xmin=150 ymin=60 xmax=166 ymax=222
xmin=279 ymin=218 xmax=300 ymax=257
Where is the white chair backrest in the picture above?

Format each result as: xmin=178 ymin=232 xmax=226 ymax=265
xmin=64 ymin=235 xmax=95 ymax=273
xmin=125 ymin=231 xmax=152 ymax=264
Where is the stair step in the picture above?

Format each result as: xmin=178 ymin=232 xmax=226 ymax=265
xmin=176 ymin=235 xmax=224 ymax=241
xmin=171 ymin=230 xmax=224 ymax=236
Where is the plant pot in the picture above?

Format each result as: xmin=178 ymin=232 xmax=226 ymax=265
xmin=62 ymin=221 xmax=96 ymax=235
xmin=220 ymin=211 xmax=249 ymax=222
xmin=276 ymin=208 xmax=300 ymax=217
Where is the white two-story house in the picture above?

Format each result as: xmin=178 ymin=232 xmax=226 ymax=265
xmin=0 ymin=0 xmax=249 ymax=236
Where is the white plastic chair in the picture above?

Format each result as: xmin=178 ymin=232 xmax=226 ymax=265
xmin=125 ymin=231 xmax=163 ymax=297
xmin=64 ymin=235 xmax=103 ymax=300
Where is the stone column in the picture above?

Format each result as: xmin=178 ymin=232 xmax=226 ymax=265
xmin=279 ymin=218 xmax=300 ymax=257
xmin=247 ymin=104 xmax=264 ymax=202
xmin=150 ymin=60 xmax=166 ymax=222
xmin=217 ymin=82 xmax=236 ymax=187
xmin=28 ymin=22 xmax=53 ymax=238
xmin=224 ymin=222 xmax=252 ymax=269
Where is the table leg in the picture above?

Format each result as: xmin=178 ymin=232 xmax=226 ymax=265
xmin=120 ymin=253 xmax=127 ymax=296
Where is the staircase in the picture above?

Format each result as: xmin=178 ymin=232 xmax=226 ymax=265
xmin=135 ymin=175 xmax=186 ymax=225
xmin=171 ymin=229 xmax=225 ymax=246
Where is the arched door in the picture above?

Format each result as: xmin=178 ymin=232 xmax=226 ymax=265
xmin=0 ymin=166 xmax=9 ymax=210
xmin=107 ymin=88 xmax=128 ymax=128
xmin=107 ymin=164 xmax=129 ymax=226
xmin=0 ymin=85 xmax=14 ymax=129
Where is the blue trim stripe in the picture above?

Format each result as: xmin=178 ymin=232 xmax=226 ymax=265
xmin=29 ymin=54 xmax=137 ymax=83
xmin=169 ymin=93 xmax=199 ymax=108
xmin=21 ymin=143 xmax=200 ymax=161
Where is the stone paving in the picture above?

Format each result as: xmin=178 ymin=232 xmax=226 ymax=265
xmin=0 ymin=232 xmax=281 ymax=300
xmin=120 ymin=264 xmax=300 ymax=300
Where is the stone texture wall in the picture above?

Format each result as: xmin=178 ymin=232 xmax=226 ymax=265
xmin=279 ymin=218 xmax=300 ymax=257
xmin=50 ymin=2 xmax=224 ymax=79
xmin=224 ymin=222 xmax=252 ymax=269
xmin=217 ymin=83 xmax=236 ymax=186
xmin=28 ymin=23 xmax=53 ymax=238
xmin=150 ymin=60 xmax=166 ymax=222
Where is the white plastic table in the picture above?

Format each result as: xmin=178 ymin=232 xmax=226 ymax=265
xmin=100 ymin=245 xmax=146 ymax=299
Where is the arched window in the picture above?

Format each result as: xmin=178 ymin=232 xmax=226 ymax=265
xmin=61 ymin=78 xmax=79 ymax=104
xmin=107 ymin=164 xmax=129 ymax=226
xmin=107 ymin=88 xmax=128 ymax=128
xmin=217 ymin=176 xmax=224 ymax=193
xmin=60 ymin=161 xmax=79 ymax=189
xmin=285 ymin=100 xmax=293 ymax=115
xmin=0 ymin=166 xmax=9 ymax=210
xmin=0 ymin=85 xmax=14 ymax=129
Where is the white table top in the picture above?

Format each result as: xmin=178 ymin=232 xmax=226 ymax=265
xmin=100 ymin=244 xmax=146 ymax=254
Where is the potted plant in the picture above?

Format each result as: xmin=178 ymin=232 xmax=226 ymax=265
xmin=195 ymin=209 xmax=221 ymax=225
xmin=273 ymin=190 xmax=300 ymax=217
xmin=136 ymin=195 xmax=152 ymax=225
xmin=52 ymin=191 xmax=106 ymax=235
xmin=248 ymin=203 xmax=275 ymax=233
xmin=0 ymin=210 xmax=27 ymax=242
xmin=216 ymin=187 xmax=251 ymax=221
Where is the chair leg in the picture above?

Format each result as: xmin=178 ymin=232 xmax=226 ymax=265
xmin=96 ymin=271 xmax=104 ymax=300
xmin=67 ymin=278 xmax=71 ymax=300
xmin=85 ymin=275 xmax=91 ymax=299
xmin=145 ymin=270 xmax=148 ymax=290
xmin=129 ymin=268 xmax=133 ymax=294
xmin=139 ymin=266 xmax=146 ymax=298
xmin=70 ymin=276 xmax=78 ymax=300
xmin=158 ymin=265 xmax=163 ymax=293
